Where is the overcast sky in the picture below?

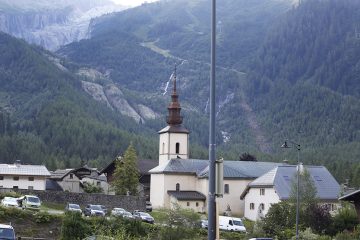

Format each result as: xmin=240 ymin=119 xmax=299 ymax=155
xmin=110 ymin=0 xmax=159 ymax=7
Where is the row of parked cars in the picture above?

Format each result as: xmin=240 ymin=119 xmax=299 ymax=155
xmin=1 ymin=195 xmax=41 ymax=210
xmin=65 ymin=203 xmax=154 ymax=224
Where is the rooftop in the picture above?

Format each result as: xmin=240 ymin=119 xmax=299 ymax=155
xmin=0 ymin=163 xmax=51 ymax=176
xmin=241 ymin=165 xmax=340 ymax=200
xmin=168 ymin=190 xmax=206 ymax=201
xmin=149 ymin=159 xmax=282 ymax=179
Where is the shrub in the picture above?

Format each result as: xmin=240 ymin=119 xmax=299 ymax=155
xmin=0 ymin=191 xmax=21 ymax=199
xmin=34 ymin=211 xmax=52 ymax=223
xmin=83 ymin=182 xmax=103 ymax=193
xmin=60 ymin=212 xmax=91 ymax=240
xmin=331 ymin=205 xmax=359 ymax=234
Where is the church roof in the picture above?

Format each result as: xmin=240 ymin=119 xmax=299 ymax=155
xmin=240 ymin=165 xmax=340 ymax=201
xmin=158 ymin=125 xmax=189 ymax=134
xmin=149 ymin=159 xmax=281 ymax=179
xmin=168 ymin=190 xmax=206 ymax=201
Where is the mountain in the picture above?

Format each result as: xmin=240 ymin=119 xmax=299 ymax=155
xmin=58 ymin=0 xmax=294 ymax=155
xmin=0 ymin=31 xmax=160 ymax=169
xmin=58 ymin=0 xmax=360 ymax=184
xmin=0 ymin=0 xmax=126 ymax=50
xmin=245 ymin=0 xmax=360 ymax=184
xmin=0 ymin=0 xmax=359 ymax=185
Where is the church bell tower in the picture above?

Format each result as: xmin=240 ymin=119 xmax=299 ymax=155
xmin=158 ymin=66 xmax=189 ymax=165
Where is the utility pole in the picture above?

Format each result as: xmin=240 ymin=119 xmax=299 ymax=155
xmin=208 ymin=0 xmax=216 ymax=239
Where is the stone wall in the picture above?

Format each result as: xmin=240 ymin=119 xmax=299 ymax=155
xmin=0 ymin=189 xmax=146 ymax=211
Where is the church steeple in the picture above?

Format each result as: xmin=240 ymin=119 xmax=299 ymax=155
xmin=166 ymin=65 xmax=183 ymax=126
xmin=158 ymin=65 xmax=189 ymax=165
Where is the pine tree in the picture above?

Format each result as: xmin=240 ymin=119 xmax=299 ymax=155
xmin=111 ymin=144 xmax=139 ymax=195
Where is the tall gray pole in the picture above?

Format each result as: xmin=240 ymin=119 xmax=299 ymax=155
xmin=296 ymin=146 xmax=300 ymax=240
xmin=208 ymin=0 xmax=216 ymax=239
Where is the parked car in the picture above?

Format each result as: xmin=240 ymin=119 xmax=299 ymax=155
xmin=0 ymin=224 xmax=16 ymax=240
xmin=145 ymin=201 xmax=152 ymax=212
xmin=200 ymin=219 xmax=208 ymax=229
xmin=218 ymin=216 xmax=246 ymax=232
xmin=100 ymin=205 xmax=108 ymax=215
xmin=111 ymin=208 xmax=126 ymax=217
xmin=83 ymin=204 xmax=105 ymax=217
xmin=133 ymin=211 xmax=154 ymax=224
xmin=18 ymin=195 xmax=41 ymax=210
xmin=1 ymin=197 xmax=19 ymax=208
xmin=121 ymin=211 xmax=134 ymax=220
xmin=65 ymin=203 xmax=82 ymax=213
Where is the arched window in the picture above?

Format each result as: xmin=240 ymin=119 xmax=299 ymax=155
xmin=176 ymin=183 xmax=180 ymax=191
xmin=176 ymin=142 xmax=180 ymax=154
xmin=162 ymin=142 xmax=165 ymax=154
xmin=250 ymin=203 xmax=255 ymax=210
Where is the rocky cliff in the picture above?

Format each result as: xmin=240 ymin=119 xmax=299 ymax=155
xmin=0 ymin=0 xmax=126 ymax=50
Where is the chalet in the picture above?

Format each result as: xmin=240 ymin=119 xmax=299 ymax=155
xmin=0 ymin=160 xmax=50 ymax=190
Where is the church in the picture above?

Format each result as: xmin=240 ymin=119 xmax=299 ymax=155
xmin=149 ymin=70 xmax=281 ymax=216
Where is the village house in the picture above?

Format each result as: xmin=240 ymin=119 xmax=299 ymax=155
xmin=240 ymin=165 xmax=340 ymax=221
xmin=0 ymin=160 xmax=50 ymax=190
xmin=47 ymin=165 xmax=110 ymax=193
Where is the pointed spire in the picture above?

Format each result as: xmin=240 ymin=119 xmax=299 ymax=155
xmin=173 ymin=64 xmax=177 ymax=94
xmin=166 ymin=65 xmax=183 ymax=125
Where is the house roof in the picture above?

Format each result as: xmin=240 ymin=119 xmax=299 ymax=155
xmin=0 ymin=163 xmax=51 ymax=176
xmin=100 ymin=159 xmax=158 ymax=176
xmin=50 ymin=169 xmax=73 ymax=180
xmin=339 ymin=189 xmax=360 ymax=202
xmin=168 ymin=190 xmax=206 ymax=201
xmin=240 ymin=165 xmax=340 ymax=201
xmin=149 ymin=159 xmax=281 ymax=179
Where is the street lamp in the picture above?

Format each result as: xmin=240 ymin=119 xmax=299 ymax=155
xmin=281 ymin=140 xmax=301 ymax=240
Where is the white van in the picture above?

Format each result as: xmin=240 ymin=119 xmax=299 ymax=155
xmin=218 ymin=216 xmax=246 ymax=232
xmin=18 ymin=195 xmax=41 ymax=210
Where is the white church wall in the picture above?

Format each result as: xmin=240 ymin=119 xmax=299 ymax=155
xmin=218 ymin=179 xmax=251 ymax=216
xmin=150 ymin=174 xmax=166 ymax=208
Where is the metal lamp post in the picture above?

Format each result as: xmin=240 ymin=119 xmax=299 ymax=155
xmin=208 ymin=0 xmax=217 ymax=239
xmin=281 ymin=140 xmax=301 ymax=240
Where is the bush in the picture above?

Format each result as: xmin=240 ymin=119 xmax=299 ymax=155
xmin=83 ymin=182 xmax=103 ymax=193
xmin=334 ymin=225 xmax=360 ymax=240
xmin=60 ymin=212 xmax=91 ymax=240
xmin=0 ymin=191 xmax=21 ymax=199
xmin=331 ymin=205 xmax=359 ymax=234
xmin=34 ymin=211 xmax=52 ymax=223
xmin=291 ymin=228 xmax=319 ymax=240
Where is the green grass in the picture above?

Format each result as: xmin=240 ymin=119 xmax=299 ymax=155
xmin=41 ymin=202 xmax=65 ymax=211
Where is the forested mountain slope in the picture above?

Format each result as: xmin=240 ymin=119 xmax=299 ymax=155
xmin=59 ymin=0 xmax=360 ymax=184
xmin=0 ymin=32 xmax=158 ymax=169
xmin=1 ymin=0 xmax=359 ymax=185
xmin=246 ymin=0 xmax=360 ymax=184
xmin=59 ymin=0 xmax=293 ymax=155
